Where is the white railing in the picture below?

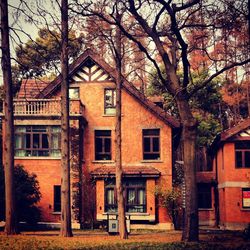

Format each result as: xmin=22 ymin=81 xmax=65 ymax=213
xmin=12 ymin=99 xmax=84 ymax=116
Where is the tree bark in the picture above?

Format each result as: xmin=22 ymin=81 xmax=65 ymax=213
xmin=176 ymin=96 xmax=198 ymax=242
xmin=115 ymin=12 xmax=128 ymax=240
xmin=60 ymin=0 xmax=73 ymax=237
xmin=0 ymin=0 xmax=18 ymax=235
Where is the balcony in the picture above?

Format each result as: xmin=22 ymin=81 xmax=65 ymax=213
xmin=12 ymin=99 xmax=84 ymax=117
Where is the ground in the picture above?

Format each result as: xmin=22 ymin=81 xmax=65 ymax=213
xmin=0 ymin=229 xmax=249 ymax=249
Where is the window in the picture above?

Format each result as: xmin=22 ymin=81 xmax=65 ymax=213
xmin=143 ymin=129 xmax=160 ymax=160
xmin=242 ymin=188 xmax=250 ymax=208
xmin=54 ymin=185 xmax=61 ymax=212
xmin=95 ymin=130 xmax=111 ymax=160
xmin=15 ymin=126 xmax=61 ymax=157
xmin=126 ymin=180 xmax=146 ymax=213
xmin=235 ymin=141 xmax=250 ymax=168
xmin=104 ymin=179 xmax=146 ymax=213
xmin=104 ymin=89 xmax=116 ymax=115
xmin=69 ymin=87 xmax=79 ymax=99
xmin=198 ymin=184 xmax=212 ymax=209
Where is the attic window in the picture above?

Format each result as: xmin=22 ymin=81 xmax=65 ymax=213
xmin=235 ymin=141 xmax=250 ymax=168
xmin=104 ymin=89 xmax=116 ymax=115
xmin=69 ymin=87 xmax=79 ymax=99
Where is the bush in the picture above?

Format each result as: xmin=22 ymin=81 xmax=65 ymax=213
xmin=0 ymin=164 xmax=41 ymax=225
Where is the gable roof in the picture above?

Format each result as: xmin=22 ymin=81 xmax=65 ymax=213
xmin=37 ymin=49 xmax=180 ymax=128
xmin=18 ymin=79 xmax=50 ymax=99
xmin=210 ymin=118 xmax=250 ymax=153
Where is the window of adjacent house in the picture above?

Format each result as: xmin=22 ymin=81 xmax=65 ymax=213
xmin=95 ymin=130 xmax=111 ymax=160
xmin=235 ymin=141 xmax=250 ymax=168
xmin=198 ymin=184 xmax=212 ymax=209
xmin=143 ymin=129 xmax=160 ymax=160
xmin=104 ymin=179 xmax=146 ymax=213
xmin=104 ymin=89 xmax=116 ymax=115
xmin=69 ymin=87 xmax=79 ymax=99
xmin=14 ymin=126 xmax=61 ymax=157
xmin=242 ymin=188 xmax=250 ymax=208
xmin=54 ymin=185 xmax=61 ymax=212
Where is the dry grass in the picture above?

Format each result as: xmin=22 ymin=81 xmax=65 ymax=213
xmin=0 ymin=230 xmax=249 ymax=250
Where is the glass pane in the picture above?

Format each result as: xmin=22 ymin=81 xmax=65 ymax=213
xmin=143 ymin=129 xmax=159 ymax=136
xmin=105 ymin=108 xmax=116 ymax=115
xmin=51 ymin=150 xmax=61 ymax=157
xmin=245 ymin=151 xmax=250 ymax=168
xmin=143 ymin=137 xmax=150 ymax=152
xmin=144 ymin=153 xmax=160 ymax=160
xmin=95 ymin=130 xmax=111 ymax=137
xmin=104 ymin=138 xmax=111 ymax=153
xmin=25 ymin=134 xmax=31 ymax=149
xmin=235 ymin=141 xmax=250 ymax=149
xmin=138 ymin=189 xmax=146 ymax=205
xmin=106 ymin=189 xmax=115 ymax=204
xmin=33 ymin=134 xmax=40 ymax=148
xmin=32 ymin=126 xmax=47 ymax=132
xmin=15 ymin=135 xmax=22 ymax=148
xmin=95 ymin=138 xmax=103 ymax=153
xmin=69 ymin=88 xmax=79 ymax=99
xmin=236 ymin=151 xmax=242 ymax=168
xmin=51 ymin=134 xmax=60 ymax=149
xmin=42 ymin=134 xmax=49 ymax=148
xmin=153 ymin=137 xmax=159 ymax=152
xmin=127 ymin=189 xmax=136 ymax=205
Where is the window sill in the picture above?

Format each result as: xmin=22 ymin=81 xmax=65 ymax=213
xmin=92 ymin=160 xmax=115 ymax=164
xmin=102 ymin=114 xmax=116 ymax=117
xmin=14 ymin=156 xmax=61 ymax=160
xmin=52 ymin=212 xmax=61 ymax=215
xmin=241 ymin=208 xmax=250 ymax=211
xmin=198 ymin=208 xmax=213 ymax=211
xmin=141 ymin=160 xmax=163 ymax=163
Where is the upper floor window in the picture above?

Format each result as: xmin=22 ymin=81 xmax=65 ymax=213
xmin=95 ymin=130 xmax=111 ymax=160
xmin=15 ymin=126 xmax=61 ymax=157
xmin=104 ymin=89 xmax=116 ymax=115
xmin=143 ymin=129 xmax=160 ymax=160
xmin=198 ymin=184 xmax=212 ymax=209
xmin=69 ymin=87 xmax=79 ymax=99
xmin=235 ymin=141 xmax=250 ymax=168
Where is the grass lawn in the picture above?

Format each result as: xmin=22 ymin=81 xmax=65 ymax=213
xmin=0 ymin=230 xmax=249 ymax=249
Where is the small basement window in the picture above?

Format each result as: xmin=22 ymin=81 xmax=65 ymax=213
xmin=242 ymin=188 xmax=250 ymax=208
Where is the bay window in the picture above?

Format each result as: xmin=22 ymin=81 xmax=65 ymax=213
xmin=15 ymin=126 xmax=61 ymax=157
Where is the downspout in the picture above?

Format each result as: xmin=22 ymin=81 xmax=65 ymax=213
xmin=214 ymin=149 xmax=220 ymax=227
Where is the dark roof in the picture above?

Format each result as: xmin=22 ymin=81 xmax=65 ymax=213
xmin=91 ymin=166 xmax=161 ymax=178
xmin=37 ymin=49 xmax=180 ymax=128
xmin=210 ymin=117 xmax=250 ymax=153
xmin=18 ymin=79 xmax=50 ymax=99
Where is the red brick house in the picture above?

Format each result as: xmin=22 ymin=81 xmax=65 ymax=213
xmin=3 ymin=49 xmax=181 ymax=229
xmin=197 ymin=118 xmax=250 ymax=229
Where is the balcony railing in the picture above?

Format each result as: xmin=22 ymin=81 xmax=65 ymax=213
xmin=12 ymin=99 xmax=84 ymax=116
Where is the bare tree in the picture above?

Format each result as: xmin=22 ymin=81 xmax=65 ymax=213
xmin=0 ymin=0 xmax=18 ymax=235
xmin=71 ymin=0 xmax=250 ymax=242
xmin=60 ymin=0 xmax=73 ymax=237
xmin=114 ymin=8 xmax=128 ymax=239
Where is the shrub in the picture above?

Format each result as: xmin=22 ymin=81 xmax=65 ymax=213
xmin=0 ymin=164 xmax=41 ymax=225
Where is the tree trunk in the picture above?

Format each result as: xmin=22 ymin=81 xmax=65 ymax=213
xmin=60 ymin=0 xmax=72 ymax=237
xmin=0 ymin=0 xmax=18 ymax=235
xmin=176 ymin=97 xmax=198 ymax=242
xmin=115 ymin=12 xmax=128 ymax=240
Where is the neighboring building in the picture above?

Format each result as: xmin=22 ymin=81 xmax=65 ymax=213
xmin=2 ymin=49 xmax=180 ymax=230
xmin=197 ymin=118 xmax=250 ymax=230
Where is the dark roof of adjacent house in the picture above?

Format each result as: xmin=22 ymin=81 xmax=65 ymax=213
xmin=35 ymin=49 xmax=180 ymax=128
xmin=90 ymin=166 xmax=161 ymax=178
xmin=18 ymin=79 xmax=50 ymax=99
xmin=210 ymin=117 xmax=250 ymax=153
